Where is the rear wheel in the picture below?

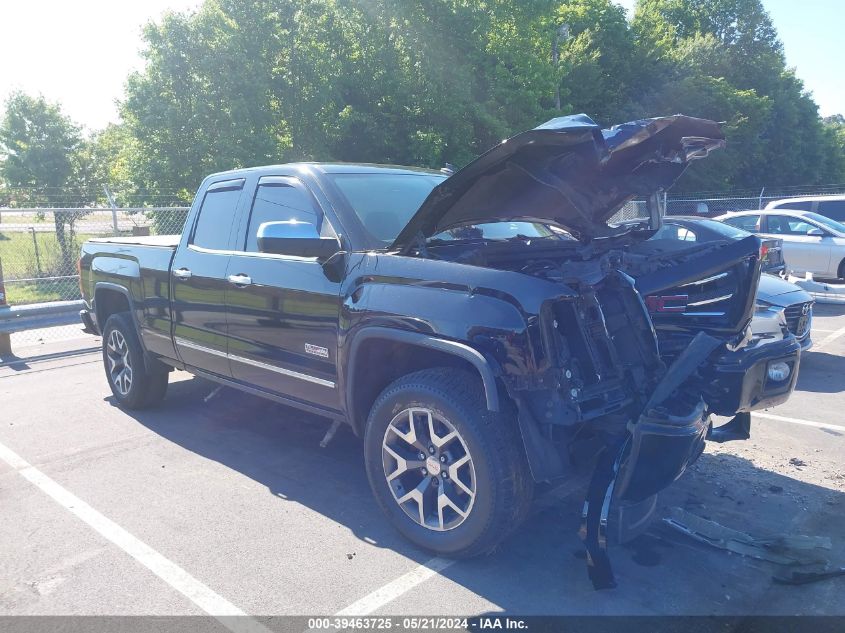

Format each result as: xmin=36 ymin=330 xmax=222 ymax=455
xmin=364 ymin=368 xmax=532 ymax=558
xmin=838 ymin=258 xmax=845 ymax=281
xmin=102 ymin=313 xmax=169 ymax=409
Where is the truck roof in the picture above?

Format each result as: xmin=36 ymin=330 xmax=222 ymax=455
xmin=203 ymin=162 xmax=443 ymax=180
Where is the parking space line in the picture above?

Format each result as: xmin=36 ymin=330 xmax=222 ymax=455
xmin=754 ymin=412 xmax=845 ymax=432
xmin=335 ymin=557 xmax=456 ymax=615
xmin=814 ymin=324 xmax=845 ymax=351
xmin=0 ymin=440 xmax=270 ymax=633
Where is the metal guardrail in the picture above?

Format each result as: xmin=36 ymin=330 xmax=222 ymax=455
xmin=0 ymin=300 xmax=85 ymax=336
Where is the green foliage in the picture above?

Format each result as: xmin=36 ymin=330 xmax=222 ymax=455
xmin=0 ymin=92 xmax=82 ymax=193
xmin=2 ymin=0 xmax=845 ymax=205
xmin=0 ymin=92 xmax=94 ymax=267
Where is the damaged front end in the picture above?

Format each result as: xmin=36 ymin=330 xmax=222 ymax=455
xmin=393 ymin=113 xmax=801 ymax=587
xmin=514 ymin=236 xmax=768 ymax=588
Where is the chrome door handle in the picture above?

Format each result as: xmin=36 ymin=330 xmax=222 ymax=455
xmin=173 ymin=268 xmax=192 ymax=280
xmin=227 ymin=274 xmax=253 ymax=287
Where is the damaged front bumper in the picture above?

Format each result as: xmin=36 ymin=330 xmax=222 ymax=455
xmin=577 ymin=329 xmax=802 ymax=589
xmin=702 ymin=335 xmax=801 ymax=415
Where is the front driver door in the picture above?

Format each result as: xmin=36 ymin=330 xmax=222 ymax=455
xmin=224 ymin=176 xmax=343 ymax=411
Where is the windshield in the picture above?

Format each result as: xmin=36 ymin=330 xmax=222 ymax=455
xmin=692 ymin=218 xmax=751 ymax=238
xmin=329 ymin=172 xmax=445 ymax=243
xmin=431 ymin=222 xmax=564 ymax=242
xmin=805 ymin=212 xmax=845 ymax=235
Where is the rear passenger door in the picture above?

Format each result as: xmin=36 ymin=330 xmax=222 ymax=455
xmin=171 ymin=178 xmax=244 ymax=376
xmin=224 ymin=176 xmax=343 ymax=411
xmin=761 ymin=214 xmax=832 ymax=276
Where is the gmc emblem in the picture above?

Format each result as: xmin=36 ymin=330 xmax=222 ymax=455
xmin=646 ymin=294 xmax=689 ymax=313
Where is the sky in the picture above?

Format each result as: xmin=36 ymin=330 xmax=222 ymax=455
xmin=0 ymin=0 xmax=842 ymax=131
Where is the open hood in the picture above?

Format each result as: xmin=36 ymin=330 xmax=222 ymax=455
xmin=391 ymin=114 xmax=725 ymax=251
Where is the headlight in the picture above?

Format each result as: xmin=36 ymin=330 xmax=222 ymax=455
xmin=755 ymin=299 xmax=773 ymax=314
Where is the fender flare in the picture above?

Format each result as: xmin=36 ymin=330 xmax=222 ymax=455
xmin=346 ymin=326 xmax=500 ymax=414
xmin=93 ymin=282 xmax=136 ymax=325
xmin=93 ymin=282 xmax=150 ymax=357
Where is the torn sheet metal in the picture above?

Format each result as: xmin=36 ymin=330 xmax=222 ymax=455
xmin=773 ymin=566 xmax=845 ymax=585
xmin=579 ymin=440 xmax=627 ymax=590
xmin=664 ymin=506 xmax=831 ymax=565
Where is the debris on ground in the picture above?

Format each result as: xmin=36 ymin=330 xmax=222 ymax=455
xmin=790 ymin=457 xmax=807 ymax=468
xmin=663 ymin=506 xmax=831 ymax=565
xmin=773 ymin=566 xmax=845 ymax=585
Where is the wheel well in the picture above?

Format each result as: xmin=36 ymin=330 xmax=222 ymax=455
xmin=94 ymin=288 xmax=131 ymax=328
xmin=349 ymin=339 xmax=485 ymax=435
xmin=839 ymin=257 xmax=845 ymax=280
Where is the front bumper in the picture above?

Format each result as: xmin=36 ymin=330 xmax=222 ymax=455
xmin=702 ymin=335 xmax=801 ymax=415
xmin=616 ymin=398 xmax=709 ymax=503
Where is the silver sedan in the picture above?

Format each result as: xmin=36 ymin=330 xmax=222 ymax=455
xmin=716 ymin=209 xmax=845 ymax=280
xmin=753 ymin=274 xmax=813 ymax=350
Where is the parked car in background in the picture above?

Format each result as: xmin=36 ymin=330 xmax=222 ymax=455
xmin=622 ymin=216 xmax=812 ymax=349
xmin=765 ymin=195 xmax=845 ymax=222
xmin=650 ymin=216 xmax=785 ymax=273
xmin=753 ymin=274 xmax=814 ymax=350
xmin=716 ymin=209 xmax=845 ymax=280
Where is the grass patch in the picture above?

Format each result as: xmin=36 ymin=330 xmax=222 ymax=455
xmin=0 ymin=230 xmax=99 ymax=278
xmin=0 ymin=229 xmax=100 ymax=305
xmin=3 ymin=279 xmax=81 ymax=305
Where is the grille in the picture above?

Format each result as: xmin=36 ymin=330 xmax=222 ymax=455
xmin=784 ymin=302 xmax=812 ymax=337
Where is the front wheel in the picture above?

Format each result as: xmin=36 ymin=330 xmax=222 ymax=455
xmin=102 ymin=313 xmax=169 ymax=409
xmin=364 ymin=368 xmax=532 ymax=558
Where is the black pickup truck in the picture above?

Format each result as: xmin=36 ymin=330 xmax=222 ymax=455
xmin=79 ymin=115 xmax=801 ymax=584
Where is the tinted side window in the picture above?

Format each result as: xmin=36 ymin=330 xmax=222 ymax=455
xmin=245 ymin=184 xmax=321 ymax=252
xmin=771 ymin=201 xmax=812 ymax=211
xmin=191 ymin=184 xmax=243 ymax=250
xmin=723 ymin=215 xmax=759 ymax=231
xmin=818 ymin=200 xmax=845 ymax=222
xmin=652 ymin=224 xmax=697 ymax=242
xmin=765 ymin=215 xmax=814 ymax=235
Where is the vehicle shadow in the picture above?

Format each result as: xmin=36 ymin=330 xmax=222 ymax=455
xmin=109 ymin=376 xmax=845 ymax=616
xmin=795 ymin=350 xmax=845 ymax=394
xmin=812 ymin=303 xmax=845 ymax=318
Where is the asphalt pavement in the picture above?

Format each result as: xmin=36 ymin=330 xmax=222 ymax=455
xmin=1 ymin=306 xmax=844 ymax=618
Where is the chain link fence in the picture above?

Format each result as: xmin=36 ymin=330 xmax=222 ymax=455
xmin=0 ymin=205 xmax=188 ymax=347
xmin=664 ymin=184 xmax=845 ymax=218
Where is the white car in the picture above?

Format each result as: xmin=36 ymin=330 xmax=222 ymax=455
xmin=716 ymin=209 xmax=845 ymax=280
xmin=765 ymin=194 xmax=845 ymax=223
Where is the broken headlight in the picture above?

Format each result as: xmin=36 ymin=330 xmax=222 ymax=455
xmin=750 ymin=300 xmax=787 ymax=346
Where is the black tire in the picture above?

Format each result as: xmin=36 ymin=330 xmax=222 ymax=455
xmin=364 ymin=368 xmax=533 ymax=558
xmin=101 ymin=312 xmax=169 ymax=409
xmin=838 ymin=258 xmax=845 ymax=281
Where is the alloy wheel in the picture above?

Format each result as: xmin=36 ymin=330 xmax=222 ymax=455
xmin=106 ymin=329 xmax=133 ymax=396
xmin=381 ymin=407 xmax=476 ymax=531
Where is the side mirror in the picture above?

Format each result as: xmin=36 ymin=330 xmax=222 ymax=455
xmin=806 ymin=228 xmax=825 ymax=237
xmin=257 ymin=221 xmax=340 ymax=259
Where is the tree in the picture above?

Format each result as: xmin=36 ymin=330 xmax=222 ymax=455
xmin=630 ymin=0 xmax=845 ymax=190
xmin=117 ymin=0 xmax=845 ymax=195
xmin=554 ymin=0 xmax=638 ymax=124
xmin=0 ymin=91 xmax=88 ymax=268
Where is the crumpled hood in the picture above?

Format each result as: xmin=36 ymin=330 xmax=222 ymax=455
xmin=391 ymin=114 xmax=725 ymax=251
